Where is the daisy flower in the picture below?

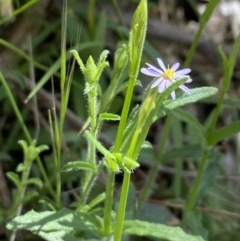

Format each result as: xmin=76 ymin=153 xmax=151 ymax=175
xmin=141 ymin=58 xmax=192 ymax=99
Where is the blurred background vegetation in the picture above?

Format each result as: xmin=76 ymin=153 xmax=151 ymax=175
xmin=0 ymin=0 xmax=240 ymax=240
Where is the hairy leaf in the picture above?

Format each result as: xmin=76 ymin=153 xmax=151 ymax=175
xmin=123 ymin=220 xmax=206 ymax=241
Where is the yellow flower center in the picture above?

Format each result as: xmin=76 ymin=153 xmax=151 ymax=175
xmin=162 ymin=68 xmax=175 ymax=80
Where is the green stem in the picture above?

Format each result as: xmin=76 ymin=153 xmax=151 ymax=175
xmin=103 ymin=171 xmax=115 ymax=235
xmin=14 ymin=160 xmax=31 ymax=211
xmin=82 ymin=88 xmax=98 ymax=204
xmin=136 ymin=115 xmax=172 ymax=213
xmin=114 ymin=171 xmax=131 ymax=241
xmin=56 ymin=160 xmax=61 ymax=207
xmin=208 ymin=91 xmax=225 ymax=137
xmin=182 ymin=147 xmax=209 ymax=227
xmin=89 ymin=89 xmax=97 ymax=167
xmin=113 ymin=75 xmax=135 ymax=152
xmin=184 ymin=26 xmax=203 ymax=67
xmin=81 ymin=173 xmax=95 ymax=204
xmin=10 ymin=160 xmax=32 ymax=241
xmin=82 ymin=163 xmax=104 ymax=205
xmin=104 ymin=74 xmax=136 ymax=237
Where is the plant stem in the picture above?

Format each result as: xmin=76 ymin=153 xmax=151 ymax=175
xmin=103 ymin=74 xmax=136 ymax=236
xmin=183 ymin=90 xmax=225 ymax=227
xmin=82 ymin=88 xmax=98 ymax=204
xmin=208 ymin=92 xmax=225 ymax=137
xmin=114 ymin=75 xmax=135 ymax=152
xmin=89 ymin=89 xmax=97 ymax=167
xmin=182 ymin=147 xmax=209 ymax=227
xmin=103 ymin=170 xmax=115 ymax=235
xmin=114 ymin=171 xmax=131 ymax=241
xmin=82 ymin=162 xmax=104 ymax=205
xmin=136 ymin=115 xmax=172 ymax=213
xmin=10 ymin=157 xmax=32 ymax=241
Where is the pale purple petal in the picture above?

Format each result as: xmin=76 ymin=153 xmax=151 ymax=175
xmin=151 ymin=78 xmax=163 ymax=88
xmin=141 ymin=68 xmax=159 ymax=77
xmin=165 ymin=80 xmax=171 ymax=89
xmin=179 ymin=85 xmax=192 ymax=95
xmin=175 ymin=75 xmax=191 ymax=83
xmin=171 ymin=62 xmax=180 ymax=71
xmin=175 ymin=68 xmax=191 ymax=75
xmin=158 ymin=80 xmax=167 ymax=93
xmin=171 ymin=91 xmax=176 ymax=99
xmin=146 ymin=63 xmax=163 ymax=74
xmin=157 ymin=58 xmax=166 ymax=71
xmin=185 ymin=78 xmax=192 ymax=83
xmin=142 ymin=58 xmax=192 ymax=99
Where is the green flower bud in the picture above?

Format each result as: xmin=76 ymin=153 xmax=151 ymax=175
xmin=138 ymin=95 xmax=156 ymax=128
xmin=84 ymin=56 xmax=97 ymax=84
xmin=97 ymin=50 xmax=109 ymax=68
xmin=114 ymin=44 xmax=128 ymax=70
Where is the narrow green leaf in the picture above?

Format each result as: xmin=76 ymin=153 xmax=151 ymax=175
xmin=39 ymin=197 xmax=58 ymax=211
xmin=200 ymin=0 xmax=220 ymax=25
xmin=26 ymin=178 xmax=43 ymax=188
xmin=228 ymin=34 xmax=240 ymax=76
xmin=99 ymin=113 xmax=120 ymax=121
xmin=6 ymin=172 xmax=20 ymax=189
xmin=70 ymin=49 xmax=85 ymax=72
xmin=218 ymin=46 xmax=230 ymax=91
xmin=163 ymin=87 xmax=218 ymax=110
xmin=60 ymin=0 xmax=67 ymax=93
xmin=171 ymin=108 xmax=207 ymax=144
xmin=195 ymin=152 xmax=221 ymax=205
xmin=23 ymin=191 xmax=39 ymax=203
xmin=62 ymin=161 xmax=96 ymax=172
xmin=88 ymin=192 xmax=106 ymax=210
xmin=224 ymin=34 xmax=240 ymax=90
xmin=162 ymin=144 xmax=204 ymax=163
xmin=209 ymin=120 xmax=240 ymax=145
xmin=184 ymin=0 xmax=220 ymax=67
xmin=187 ymin=212 xmax=209 ymax=240
xmin=123 ymin=220 xmax=206 ymax=241
xmin=85 ymin=130 xmax=113 ymax=158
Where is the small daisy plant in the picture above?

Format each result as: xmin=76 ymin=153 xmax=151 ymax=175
xmin=6 ymin=0 xmax=232 ymax=241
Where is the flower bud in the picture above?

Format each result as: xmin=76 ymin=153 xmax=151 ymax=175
xmin=84 ymin=56 xmax=97 ymax=84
